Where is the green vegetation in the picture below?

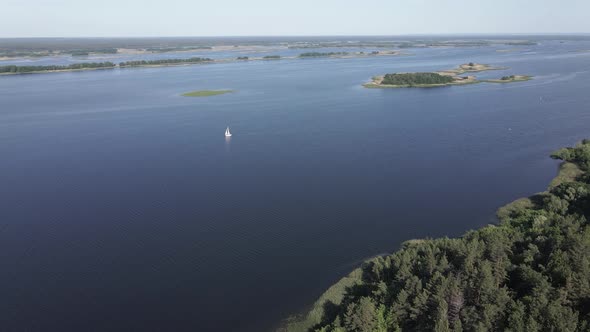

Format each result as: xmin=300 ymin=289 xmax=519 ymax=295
xmin=484 ymin=75 xmax=533 ymax=84
xmin=68 ymin=48 xmax=118 ymax=56
xmin=145 ymin=46 xmax=212 ymax=52
xmin=181 ymin=90 xmax=233 ymax=97
xmin=505 ymin=41 xmax=537 ymax=46
xmin=0 ymin=51 xmax=53 ymax=58
xmin=119 ymin=57 xmax=212 ymax=67
xmin=285 ymin=140 xmax=590 ymax=332
xmin=299 ymin=52 xmax=349 ymax=57
xmin=237 ymin=56 xmax=249 ymax=60
xmin=0 ymin=62 xmax=116 ymax=74
xmin=366 ymin=64 xmax=529 ymax=89
xmin=381 ymin=72 xmax=455 ymax=86
xmin=263 ymin=55 xmax=281 ymax=59
xmin=69 ymin=51 xmax=90 ymax=56
xmin=0 ymin=48 xmax=118 ymax=58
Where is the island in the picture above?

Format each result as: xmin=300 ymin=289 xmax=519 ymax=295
xmin=283 ymin=139 xmax=590 ymax=332
xmin=0 ymin=62 xmax=117 ymax=75
xmin=181 ymin=90 xmax=233 ymax=97
xmin=299 ymin=52 xmax=349 ymax=58
xmin=119 ymin=57 xmax=212 ymax=67
xmin=365 ymin=63 xmax=531 ymax=88
xmin=366 ymin=72 xmax=478 ymax=88
xmin=483 ymin=75 xmax=533 ymax=83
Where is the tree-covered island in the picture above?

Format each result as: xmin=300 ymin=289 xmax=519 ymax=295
xmin=299 ymin=52 xmax=349 ymax=58
xmin=0 ymin=57 xmax=213 ymax=75
xmin=283 ymin=139 xmax=590 ymax=331
xmin=119 ymin=57 xmax=212 ymax=67
xmin=484 ymin=75 xmax=533 ymax=83
xmin=181 ymin=90 xmax=233 ymax=97
xmin=0 ymin=62 xmax=116 ymax=74
xmin=365 ymin=63 xmax=531 ymax=88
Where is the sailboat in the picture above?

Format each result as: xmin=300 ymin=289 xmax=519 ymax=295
xmin=225 ymin=126 xmax=232 ymax=137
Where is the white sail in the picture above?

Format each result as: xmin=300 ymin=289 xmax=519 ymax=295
xmin=225 ymin=126 xmax=232 ymax=137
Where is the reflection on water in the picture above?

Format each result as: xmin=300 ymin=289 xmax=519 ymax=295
xmin=225 ymin=135 xmax=231 ymax=151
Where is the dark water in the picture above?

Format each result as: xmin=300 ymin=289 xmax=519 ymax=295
xmin=1 ymin=38 xmax=590 ymax=331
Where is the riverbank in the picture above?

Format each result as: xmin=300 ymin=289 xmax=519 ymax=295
xmin=282 ymin=139 xmax=590 ymax=331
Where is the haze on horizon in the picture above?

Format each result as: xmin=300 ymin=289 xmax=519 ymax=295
xmin=2 ymin=0 xmax=590 ymax=38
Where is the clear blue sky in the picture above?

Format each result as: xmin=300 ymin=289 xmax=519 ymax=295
xmin=3 ymin=0 xmax=589 ymax=37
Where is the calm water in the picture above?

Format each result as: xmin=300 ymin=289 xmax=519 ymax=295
xmin=2 ymin=38 xmax=590 ymax=331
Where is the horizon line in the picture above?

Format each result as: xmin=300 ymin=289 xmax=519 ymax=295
xmin=1 ymin=32 xmax=590 ymax=39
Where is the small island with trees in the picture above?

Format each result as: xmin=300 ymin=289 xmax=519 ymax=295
xmin=181 ymin=90 xmax=233 ymax=97
xmin=364 ymin=63 xmax=532 ymax=88
xmin=484 ymin=75 xmax=533 ymax=83
xmin=299 ymin=52 xmax=349 ymax=58
xmin=0 ymin=62 xmax=117 ymax=75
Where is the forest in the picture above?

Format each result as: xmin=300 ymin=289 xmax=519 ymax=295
xmin=68 ymin=48 xmax=118 ymax=56
xmin=0 ymin=62 xmax=116 ymax=73
xmin=286 ymin=140 xmax=590 ymax=331
xmin=299 ymin=52 xmax=349 ymax=57
xmin=380 ymin=73 xmax=455 ymax=86
xmin=118 ymin=57 xmax=212 ymax=67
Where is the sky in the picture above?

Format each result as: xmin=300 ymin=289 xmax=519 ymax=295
xmin=2 ymin=0 xmax=590 ymax=37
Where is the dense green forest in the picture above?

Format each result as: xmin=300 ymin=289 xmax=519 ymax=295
xmin=381 ymin=73 xmax=455 ymax=86
xmin=0 ymin=62 xmax=116 ymax=73
xmin=299 ymin=52 xmax=349 ymax=57
xmin=286 ymin=140 xmax=590 ymax=332
xmin=0 ymin=56 xmax=215 ymax=74
xmin=68 ymin=48 xmax=118 ymax=56
xmin=119 ymin=57 xmax=212 ymax=67
xmin=145 ymin=46 xmax=212 ymax=52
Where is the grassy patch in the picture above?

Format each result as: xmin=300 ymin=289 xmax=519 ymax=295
xmin=549 ymin=162 xmax=583 ymax=188
xmin=496 ymin=162 xmax=581 ymax=222
xmin=282 ymin=268 xmax=364 ymax=332
xmin=181 ymin=90 xmax=233 ymax=97
xmin=497 ymin=197 xmax=538 ymax=222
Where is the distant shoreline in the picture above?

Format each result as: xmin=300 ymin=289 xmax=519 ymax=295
xmin=0 ymin=51 xmax=406 ymax=76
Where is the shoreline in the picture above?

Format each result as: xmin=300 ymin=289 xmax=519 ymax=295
xmin=0 ymin=51 xmax=406 ymax=77
xmin=282 ymin=142 xmax=585 ymax=332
